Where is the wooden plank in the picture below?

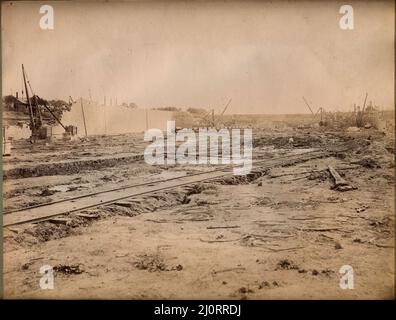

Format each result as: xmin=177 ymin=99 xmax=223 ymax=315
xmin=328 ymin=165 xmax=348 ymax=187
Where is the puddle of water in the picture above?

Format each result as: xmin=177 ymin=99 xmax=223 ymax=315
xmin=49 ymin=183 xmax=93 ymax=193
xmin=153 ymin=171 xmax=187 ymax=180
xmin=290 ymin=148 xmax=316 ymax=154
xmin=49 ymin=185 xmax=70 ymax=192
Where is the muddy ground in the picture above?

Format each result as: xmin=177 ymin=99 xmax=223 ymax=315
xmin=2 ymin=127 xmax=394 ymax=299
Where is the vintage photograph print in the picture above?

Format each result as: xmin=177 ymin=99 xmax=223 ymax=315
xmin=1 ymin=0 xmax=394 ymax=300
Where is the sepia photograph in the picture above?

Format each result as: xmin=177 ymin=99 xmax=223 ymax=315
xmin=1 ymin=0 xmax=394 ymax=303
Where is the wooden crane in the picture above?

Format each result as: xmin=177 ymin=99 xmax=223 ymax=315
xmin=22 ymin=64 xmax=69 ymax=141
xmin=199 ymin=98 xmax=232 ymax=128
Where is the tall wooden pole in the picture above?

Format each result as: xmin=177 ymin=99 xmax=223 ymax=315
xmin=362 ymin=92 xmax=368 ymax=113
xmin=359 ymin=92 xmax=368 ymax=127
xmin=145 ymin=108 xmax=149 ymax=130
xmin=104 ymin=103 xmax=107 ymax=135
xmin=42 ymin=104 xmax=66 ymax=130
xmin=22 ymin=64 xmax=35 ymax=130
xmin=302 ymin=96 xmax=314 ymax=115
xmin=80 ymin=98 xmax=88 ymax=137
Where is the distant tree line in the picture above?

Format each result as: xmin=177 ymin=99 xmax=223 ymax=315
xmin=121 ymin=102 xmax=139 ymax=109
xmin=186 ymin=107 xmax=207 ymax=115
xmin=154 ymin=106 xmax=181 ymax=112
xmin=152 ymin=107 xmax=207 ymax=114
xmin=2 ymin=94 xmax=71 ymax=125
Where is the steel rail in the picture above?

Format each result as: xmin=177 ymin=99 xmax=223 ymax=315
xmin=3 ymin=146 xmax=347 ymax=227
xmin=3 ymin=148 xmax=325 ymax=215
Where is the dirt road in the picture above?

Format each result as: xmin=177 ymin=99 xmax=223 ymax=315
xmin=3 ymin=128 xmax=394 ymax=299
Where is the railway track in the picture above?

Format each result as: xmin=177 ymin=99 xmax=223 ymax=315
xmin=2 ymin=147 xmax=347 ymax=227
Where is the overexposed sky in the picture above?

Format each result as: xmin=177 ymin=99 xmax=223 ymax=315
xmin=2 ymin=0 xmax=394 ymax=114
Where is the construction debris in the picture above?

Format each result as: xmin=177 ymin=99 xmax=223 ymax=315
xmin=328 ymin=165 xmax=357 ymax=192
xmin=53 ymin=264 xmax=84 ymax=275
xmin=3 ymin=108 xmax=394 ymax=300
xmin=352 ymin=158 xmax=381 ymax=169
